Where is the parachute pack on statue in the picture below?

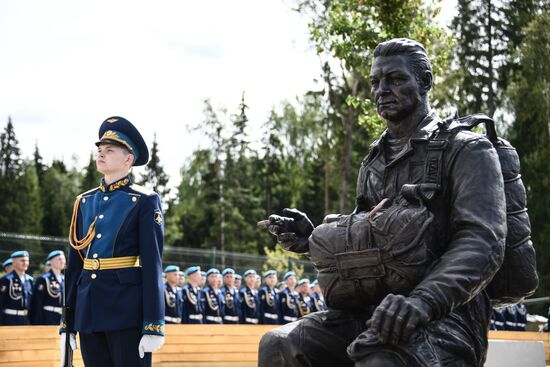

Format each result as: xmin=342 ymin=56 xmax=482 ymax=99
xmin=445 ymin=114 xmax=538 ymax=306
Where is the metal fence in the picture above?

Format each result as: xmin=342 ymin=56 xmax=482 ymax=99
xmin=0 ymin=232 xmax=317 ymax=279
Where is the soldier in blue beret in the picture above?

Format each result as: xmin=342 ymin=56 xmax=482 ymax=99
xmin=61 ymin=116 xmax=165 ymax=367
xmin=259 ymin=270 xmax=279 ymax=324
xmin=220 ymin=268 xmax=241 ymax=324
xmin=0 ymin=251 xmax=33 ymax=325
xmin=182 ymin=266 xmax=203 ymax=323
xmin=1 ymin=258 xmax=13 ymax=278
xmin=515 ymin=302 xmax=527 ymax=331
xmin=296 ymin=279 xmax=312 ymax=318
xmin=278 ymin=271 xmax=300 ymax=324
xmin=234 ymin=274 xmax=242 ymax=290
xmin=163 ymin=266 xmax=183 ymax=324
xmin=199 ymin=271 xmax=207 ymax=289
xmin=200 ymin=268 xmax=224 ymax=324
xmin=30 ymin=250 xmax=65 ymax=325
xmin=240 ymin=269 xmax=260 ymax=324
xmin=176 ymin=271 xmax=185 ymax=290
xmin=309 ymin=280 xmax=327 ymax=313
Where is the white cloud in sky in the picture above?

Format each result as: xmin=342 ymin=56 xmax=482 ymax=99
xmin=0 ymin=0 xmax=457 ymax=191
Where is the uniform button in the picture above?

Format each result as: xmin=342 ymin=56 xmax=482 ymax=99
xmin=103 ymin=196 xmax=109 ymax=201
xmin=92 ymin=253 xmax=98 ymax=258
xmin=98 ymin=214 xmax=104 ymax=219
xmin=96 ymin=233 xmax=102 ymax=239
xmin=81 ymin=198 xmax=86 ymax=204
xmin=132 ymin=197 xmax=137 ymax=202
xmin=91 ymin=274 xmax=97 ymax=279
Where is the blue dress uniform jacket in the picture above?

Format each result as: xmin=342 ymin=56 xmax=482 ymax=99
xmin=0 ymin=271 xmax=33 ymax=325
xmin=220 ymin=285 xmax=241 ymax=324
xmin=182 ymin=284 xmax=203 ymax=323
xmin=239 ymin=286 xmax=260 ymax=324
xmin=164 ymin=283 xmax=183 ymax=324
xmin=297 ymin=294 xmax=313 ymax=318
xmin=64 ymin=178 xmax=165 ymax=336
xmin=515 ymin=303 xmax=527 ymax=331
xmin=310 ymin=292 xmax=327 ymax=313
xmin=504 ymin=305 xmax=518 ymax=331
xmin=259 ymin=286 xmax=279 ymax=324
xmin=278 ymin=288 xmax=299 ymax=324
xmin=30 ymin=270 xmax=63 ymax=325
xmin=200 ymin=286 xmax=224 ymax=324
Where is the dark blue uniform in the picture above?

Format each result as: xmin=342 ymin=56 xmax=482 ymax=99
xmin=504 ymin=305 xmax=518 ymax=330
xmin=200 ymin=286 xmax=224 ymax=324
xmin=164 ymin=283 xmax=183 ymax=324
xmin=259 ymin=285 xmax=279 ymax=324
xmin=297 ymin=293 xmax=313 ymax=318
xmin=182 ymin=284 xmax=203 ymax=323
xmin=278 ymin=287 xmax=299 ymax=324
xmin=221 ymin=285 xmax=240 ymax=324
xmin=490 ymin=308 xmax=506 ymax=330
xmin=240 ymin=286 xmax=260 ymax=324
xmin=310 ymin=292 xmax=327 ymax=313
xmin=515 ymin=303 xmax=527 ymax=331
xmin=30 ymin=270 xmax=63 ymax=325
xmin=0 ymin=271 xmax=33 ymax=325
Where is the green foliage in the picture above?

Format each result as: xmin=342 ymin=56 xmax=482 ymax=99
xmin=16 ymin=161 xmax=43 ymax=234
xmin=507 ymin=12 xmax=550 ymax=297
xmin=138 ymin=133 xmax=170 ymax=198
xmin=81 ymin=153 xmax=102 ymax=192
xmin=262 ymin=245 xmax=304 ymax=280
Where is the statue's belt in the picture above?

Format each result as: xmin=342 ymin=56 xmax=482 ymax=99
xmin=83 ymin=256 xmax=140 ymax=271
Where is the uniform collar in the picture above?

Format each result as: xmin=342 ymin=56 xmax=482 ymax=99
xmin=99 ymin=176 xmax=131 ymax=192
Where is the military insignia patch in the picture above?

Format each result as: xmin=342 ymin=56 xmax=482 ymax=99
xmin=107 ymin=118 xmax=119 ymax=123
xmin=154 ymin=210 xmax=163 ymax=225
xmin=38 ymin=284 xmax=44 ymax=291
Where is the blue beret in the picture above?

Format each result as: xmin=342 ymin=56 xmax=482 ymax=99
xmin=10 ymin=250 xmax=29 ymax=259
xmin=311 ymin=279 xmax=318 ymax=286
xmin=283 ymin=271 xmax=296 ymax=280
xmin=164 ymin=265 xmax=180 ymax=273
xmin=243 ymin=269 xmax=257 ymax=278
xmin=263 ymin=270 xmax=277 ymax=278
xmin=206 ymin=268 xmax=220 ymax=276
xmin=222 ymin=268 xmax=235 ymax=276
xmin=186 ymin=266 xmax=201 ymax=275
xmin=96 ymin=116 xmax=149 ymax=166
xmin=46 ymin=250 xmax=64 ymax=263
xmin=297 ymin=278 xmax=310 ymax=286
xmin=2 ymin=258 xmax=12 ymax=268
xmin=45 ymin=260 xmax=51 ymax=266
xmin=178 ymin=271 xmax=185 ymax=276
xmin=234 ymin=274 xmax=242 ymax=280
xmin=201 ymin=271 xmax=207 ymax=276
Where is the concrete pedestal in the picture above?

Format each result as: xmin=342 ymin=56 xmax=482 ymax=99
xmin=485 ymin=340 xmax=545 ymax=367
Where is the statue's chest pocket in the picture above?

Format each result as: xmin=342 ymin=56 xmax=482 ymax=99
xmin=408 ymin=161 xmax=425 ymax=184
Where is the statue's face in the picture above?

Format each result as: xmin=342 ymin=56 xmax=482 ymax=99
xmin=370 ymin=54 xmax=423 ymax=122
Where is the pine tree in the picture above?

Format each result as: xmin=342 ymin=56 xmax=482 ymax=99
xmin=16 ymin=161 xmax=43 ymax=234
xmin=138 ymin=134 xmax=170 ymax=197
xmin=41 ymin=166 xmax=74 ymax=236
xmin=0 ymin=117 xmax=23 ymax=232
xmin=33 ymin=143 xmax=45 ymax=185
xmin=507 ymin=13 xmax=550 ymax=297
xmin=81 ymin=153 xmax=101 ymax=191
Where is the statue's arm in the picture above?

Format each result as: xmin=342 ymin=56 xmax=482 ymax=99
xmin=408 ymin=137 xmax=507 ymax=320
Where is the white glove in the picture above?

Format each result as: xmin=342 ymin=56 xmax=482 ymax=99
xmin=59 ymin=333 xmax=77 ymax=366
xmin=138 ymin=334 xmax=165 ymax=358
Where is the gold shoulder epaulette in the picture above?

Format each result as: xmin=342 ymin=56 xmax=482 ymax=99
xmin=79 ymin=186 xmax=101 ymax=197
xmin=129 ymin=184 xmax=155 ymax=196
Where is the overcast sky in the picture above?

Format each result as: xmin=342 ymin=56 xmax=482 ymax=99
xmin=0 ymin=0 xmax=457 ymax=190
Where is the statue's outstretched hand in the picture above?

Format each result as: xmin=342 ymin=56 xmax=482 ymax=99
xmin=258 ymin=208 xmax=313 ymax=253
xmin=366 ymin=294 xmax=432 ymax=345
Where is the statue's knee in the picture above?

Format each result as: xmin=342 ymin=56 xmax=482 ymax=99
xmin=355 ymin=352 xmax=405 ymax=367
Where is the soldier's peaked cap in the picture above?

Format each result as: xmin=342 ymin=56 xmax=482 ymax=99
xmin=96 ymin=116 xmax=149 ymax=166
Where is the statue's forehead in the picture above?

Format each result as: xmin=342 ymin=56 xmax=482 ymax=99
xmin=370 ymin=55 xmax=410 ymax=76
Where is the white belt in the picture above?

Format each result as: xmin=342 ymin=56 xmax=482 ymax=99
xmin=264 ymin=312 xmax=278 ymax=320
xmin=189 ymin=314 xmax=203 ymax=320
xmin=3 ymin=309 xmax=28 ymax=316
xmin=165 ymin=316 xmax=181 ymax=323
xmin=224 ymin=315 xmax=239 ymax=322
xmin=206 ymin=316 xmax=222 ymax=322
xmin=283 ymin=315 xmax=297 ymax=322
xmin=494 ymin=321 xmax=504 ymax=326
xmin=44 ymin=306 xmax=63 ymax=315
xmin=245 ymin=317 xmax=259 ymax=324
